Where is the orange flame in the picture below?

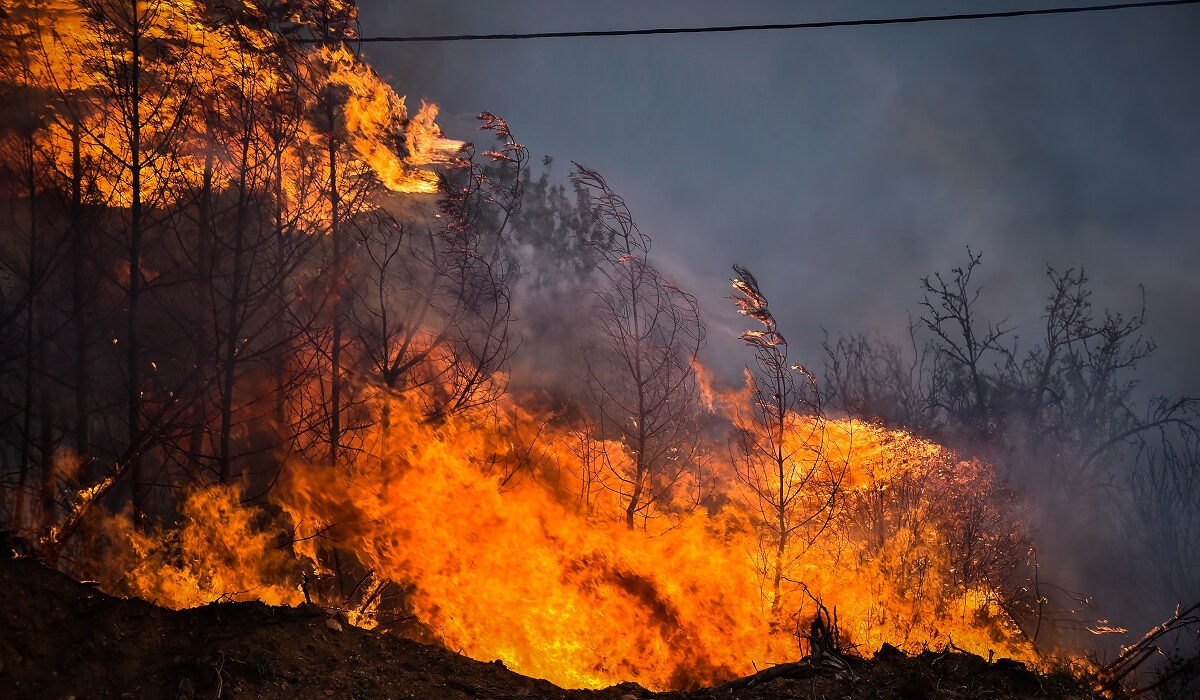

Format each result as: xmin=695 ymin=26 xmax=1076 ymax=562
xmin=15 ymin=3 xmax=457 ymax=209
xmin=98 ymin=374 xmax=1040 ymax=690
xmin=98 ymin=484 xmax=303 ymax=609
xmin=324 ymin=46 xmax=461 ymax=194
xmin=12 ymin=3 xmax=1045 ymax=689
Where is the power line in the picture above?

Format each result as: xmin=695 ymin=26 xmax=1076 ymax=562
xmin=343 ymin=0 xmax=1200 ymax=44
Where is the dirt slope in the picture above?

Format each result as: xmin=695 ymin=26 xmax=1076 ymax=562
xmin=0 ymin=554 xmax=1099 ymax=699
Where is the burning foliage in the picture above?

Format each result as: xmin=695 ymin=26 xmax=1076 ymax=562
xmin=0 ymin=1 xmax=1193 ymax=696
xmin=74 ymin=385 xmax=1044 ymax=691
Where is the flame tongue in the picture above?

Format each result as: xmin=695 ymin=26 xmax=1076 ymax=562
xmin=324 ymin=46 xmax=462 ymax=193
xmin=95 ymin=384 xmax=1038 ymax=691
xmin=406 ymin=101 xmax=462 ymax=168
xmin=276 ymin=405 xmax=768 ymax=689
xmin=255 ymin=390 xmax=1030 ymax=690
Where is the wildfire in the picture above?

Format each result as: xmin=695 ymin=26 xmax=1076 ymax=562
xmin=325 ymin=46 xmax=461 ymax=194
xmin=96 ymin=378 xmax=1039 ymax=690
xmin=3 ymin=0 xmax=1046 ymax=691
xmin=6 ymin=0 xmax=454 ymax=209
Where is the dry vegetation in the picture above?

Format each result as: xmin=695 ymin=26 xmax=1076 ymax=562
xmin=0 ymin=1 xmax=1196 ymax=696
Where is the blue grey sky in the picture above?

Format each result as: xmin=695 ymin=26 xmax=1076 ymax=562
xmin=357 ymin=1 xmax=1200 ymax=396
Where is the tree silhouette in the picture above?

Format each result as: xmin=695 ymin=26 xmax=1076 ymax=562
xmin=572 ymin=164 xmax=707 ymax=529
xmin=729 ymin=264 xmax=845 ymax=612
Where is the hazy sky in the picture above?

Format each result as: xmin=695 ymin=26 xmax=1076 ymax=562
xmin=356 ymin=1 xmax=1200 ymax=396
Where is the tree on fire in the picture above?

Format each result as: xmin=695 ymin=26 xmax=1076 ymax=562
xmin=0 ymin=0 xmax=60 ymax=536
xmin=349 ymin=113 xmax=524 ymax=445
xmin=728 ymin=265 xmax=847 ymax=614
xmin=572 ymin=164 xmax=708 ymax=529
xmin=725 ymin=261 xmax=1038 ymax=650
xmin=0 ymin=0 xmax=469 ymax=544
xmin=75 ymin=0 xmax=204 ymax=523
xmin=179 ymin=11 xmax=321 ymax=487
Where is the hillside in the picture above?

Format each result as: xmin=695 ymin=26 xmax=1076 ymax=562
xmin=0 ymin=553 xmax=1100 ymax=700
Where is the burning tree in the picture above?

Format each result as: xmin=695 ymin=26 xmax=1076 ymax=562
xmin=349 ymin=112 xmax=522 ymax=447
xmin=0 ymin=1 xmax=57 ymax=535
xmin=571 ymin=164 xmax=707 ymax=529
xmin=0 ymin=1 xmax=1166 ymax=692
xmin=74 ymin=0 xmax=203 ymax=523
xmin=0 ymin=0 xmax=459 ymax=546
xmin=424 ymin=113 xmax=522 ymax=421
xmin=729 ymin=265 xmax=846 ymax=614
xmin=177 ymin=15 xmax=316 ymax=486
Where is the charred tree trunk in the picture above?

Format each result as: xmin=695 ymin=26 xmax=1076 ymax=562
xmin=189 ymin=149 xmax=216 ymax=481
xmin=68 ymin=121 xmax=91 ymax=469
xmin=37 ymin=373 xmax=54 ymax=534
xmin=218 ymin=135 xmax=253 ymax=484
xmin=327 ymin=133 xmax=342 ymax=467
xmin=125 ymin=26 xmax=146 ymax=524
xmin=272 ymin=156 xmax=289 ymax=449
xmin=15 ymin=132 xmax=38 ymax=533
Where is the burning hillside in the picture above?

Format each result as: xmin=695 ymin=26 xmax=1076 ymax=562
xmin=1 ymin=1 xmax=1197 ymax=697
xmin=89 ymin=392 xmax=1040 ymax=691
xmin=1 ymin=552 xmax=1101 ymax=699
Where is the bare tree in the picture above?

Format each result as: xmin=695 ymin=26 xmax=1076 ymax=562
xmin=348 ymin=213 xmax=439 ymax=457
xmin=170 ymin=26 xmax=325 ymax=487
xmin=729 ymin=265 xmax=846 ymax=613
xmin=0 ymin=4 xmax=58 ymax=534
xmin=1127 ymin=415 xmax=1200 ymax=606
xmin=823 ymin=321 xmax=937 ymax=430
xmin=74 ymin=0 xmax=200 ymax=521
xmin=829 ymin=252 xmax=1191 ymax=492
xmin=293 ymin=0 xmax=362 ymax=468
xmin=821 ymin=250 xmax=1200 ymax=655
xmin=571 ymin=164 xmax=706 ymax=529
xmin=425 ymin=113 xmax=523 ymax=421
xmin=918 ymin=248 xmax=1013 ymax=442
xmin=347 ymin=112 xmax=522 ymax=455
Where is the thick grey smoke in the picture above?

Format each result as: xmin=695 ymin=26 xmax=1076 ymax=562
xmin=358 ymin=0 xmax=1199 ymax=394
xmin=357 ymin=0 xmax=1200 ymax=657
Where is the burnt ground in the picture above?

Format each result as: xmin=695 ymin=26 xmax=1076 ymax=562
xmin=0 ymin=554 xmax=1102 ymax=700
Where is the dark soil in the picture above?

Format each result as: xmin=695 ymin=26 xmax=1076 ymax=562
xmin=0 ymin=554 xmax=1101 ymax=699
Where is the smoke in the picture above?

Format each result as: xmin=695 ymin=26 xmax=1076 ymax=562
xmin=356 ymin=0 xmax=1200 ymax=388
xmin=1 ymin=0 xmax=1190 ymax=686
xmin=354 ymin=0 xmax=1200 ymax=665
